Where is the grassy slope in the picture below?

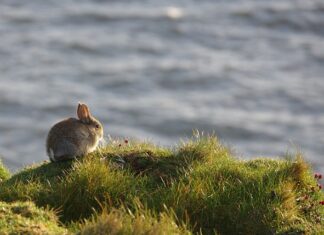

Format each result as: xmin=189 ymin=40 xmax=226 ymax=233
xmin=0 ymin=201 xmax=67 ymax=234
xmin=0 ymin=136 xmax=323 ymax=234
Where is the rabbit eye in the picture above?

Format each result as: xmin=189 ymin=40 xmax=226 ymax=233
xmin=95 ymin=124 xmax=100 ymax=129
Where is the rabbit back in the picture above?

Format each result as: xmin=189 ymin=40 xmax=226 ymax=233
xmin=46 ymin=118 xmax=95 ymax=161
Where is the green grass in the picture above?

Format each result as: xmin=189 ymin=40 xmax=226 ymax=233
xmin=0 ymin=159 xmax=10 ymax=182
xmin=0 ymin=135 xmax=323 ymax=234
xmin=76 ymin=206 xmax=191 ymax=235
xmin=0 ymin=201 xmax=68 ymax=234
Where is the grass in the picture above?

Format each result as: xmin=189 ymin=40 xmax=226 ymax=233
xmin=0 ymin=159 xmax=10 ymax=182
xmin=0 ymin=135 xmax=323 ymax=234
xmin=0 ymin=201 xmax=68 ymax=234
xmin=76 ymin=206 xmax=191 ymax=235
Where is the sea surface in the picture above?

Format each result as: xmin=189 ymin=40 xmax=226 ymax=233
xmin=0 ymin=0 xmax=324 ymax=173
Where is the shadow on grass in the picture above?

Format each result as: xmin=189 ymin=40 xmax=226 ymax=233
xmin=5 ymin=160 xmax=74 ymax=184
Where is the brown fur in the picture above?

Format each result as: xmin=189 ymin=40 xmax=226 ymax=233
xmin=46 ymin=103 xmax=103 ymax=162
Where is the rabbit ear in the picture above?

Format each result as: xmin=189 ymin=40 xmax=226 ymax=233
xmin=82 ymin=104 xmax=92 ymax=118
xmin=77 ymin=103 xmax=91 ymax=123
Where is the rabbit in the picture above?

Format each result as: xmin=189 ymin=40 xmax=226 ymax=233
xmin=46 ymin=103 xmax=104 ymax=162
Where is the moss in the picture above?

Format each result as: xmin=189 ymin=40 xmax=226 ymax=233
xmin=0 ymin=135 xmax=323 ymax=234
xmin=0 ymin=201 xmax=68 ymax=234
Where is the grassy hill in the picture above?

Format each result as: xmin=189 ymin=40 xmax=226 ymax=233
xmin=0 ymin=135 xmax=323 ymax=234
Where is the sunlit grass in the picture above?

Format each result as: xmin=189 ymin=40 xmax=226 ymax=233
xmin=0 ymin=201 xmax=68 ymax=234
xmin=0 ymin=159 xmax=10 ymax=182
xmin=0 ymin=135 xmax=322 ymax=234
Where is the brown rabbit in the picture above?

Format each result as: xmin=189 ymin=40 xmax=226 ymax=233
xmin=46 ymin=103 xmax=103 ymax=162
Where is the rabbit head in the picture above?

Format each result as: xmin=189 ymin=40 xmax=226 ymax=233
xmin=77 ymin=103 xmax=104 ymax=140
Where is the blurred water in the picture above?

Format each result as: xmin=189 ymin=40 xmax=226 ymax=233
xmin=0 ymin=0 xmax=324 ymax=173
